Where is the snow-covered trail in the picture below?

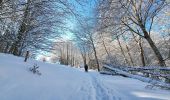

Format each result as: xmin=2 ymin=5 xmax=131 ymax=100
xmin=87 ymin=72 xmax=170 ymax=100
xmin=0 ymin=53 xmax=170 ymax=100
xmin=87 ymin=72 xmax=123 ymax=100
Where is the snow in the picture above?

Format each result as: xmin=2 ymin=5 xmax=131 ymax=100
xmin=102 ymin=65 xmax=170 ymax=89
xmin=0 ymin=53 xmax=170 ymax=100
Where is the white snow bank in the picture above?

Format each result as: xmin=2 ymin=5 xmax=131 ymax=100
xmin=0 ymin=53 xmax=170 ymax=100
xmin=0 ymin=53 xmax=92 ymax=100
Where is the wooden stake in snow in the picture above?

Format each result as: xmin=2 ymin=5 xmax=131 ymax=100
xmin=24 ymin=51 xmax=29 ymax=62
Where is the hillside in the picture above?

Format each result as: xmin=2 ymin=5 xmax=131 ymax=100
xmin=0 ymin=53 xmax=170 ymax=100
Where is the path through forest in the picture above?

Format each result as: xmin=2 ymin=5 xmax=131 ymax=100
xmin=0 ymin=53 xmax=170 ymax=100
xmin=85 ymin=72 xmax=170 ymax=100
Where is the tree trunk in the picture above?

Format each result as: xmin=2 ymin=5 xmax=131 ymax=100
xmin=4 ymin=42 xmax=9 ymax=53
xmin=125 ymin=44 xmax=135 ymax=66
xmin=66 ymin=43 xmax=69 ymax=65
xmin=0 ymin=0 xmax=2 ymax=6
xmin=139 ymin=38 xmax=146 ymax=66
xmin=24 ymin=51 xmax=29 ymax=62
xmin=132 ymin=33 xmax=146 ymax=66
xmin=122 ymin=34 xmax=134 ymax=66
xmin=142 ymin=28 xmax=166 ymax=66
xmin=116 ymin=36 xmax=130 ymax=66
xmin=9 ymin=0 xmax=30 ymax=56
xmin=93 ymin=46 xmax=100 ymax=71
xmin=91 ymin=38 xmax=100 ymax=72
xmin=81 ymin=46 xmax=87 ymax=67
xmin=81 ymin=53 xmax=86 ymax=66
xmin=100 ymin=33 xmax=111 ymax=62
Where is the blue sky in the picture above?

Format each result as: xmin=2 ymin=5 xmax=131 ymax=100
xmin=61 ymin=0 xmax=97 ymax=40
xmin=37 ymin=0 xmax=97 ymax=57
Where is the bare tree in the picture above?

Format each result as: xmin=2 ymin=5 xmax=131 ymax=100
xmin=73 ymin=19 xmax=100 ymax=71
xmin=97 ymin=0 xmax=168 ymax=66
xmin=0 ymin=0 xmax=73 ymax=56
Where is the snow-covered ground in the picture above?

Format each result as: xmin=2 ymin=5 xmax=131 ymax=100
xmin=0 ymin=53 xmax=170 ymax=100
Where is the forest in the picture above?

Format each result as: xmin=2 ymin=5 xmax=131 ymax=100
xmin=0 ymin=0 xmax=170 ymax=69
xmin=1 ymin=0 xmax=170 ymax=99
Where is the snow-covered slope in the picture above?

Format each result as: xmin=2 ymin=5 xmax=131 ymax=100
xmin=0 ymin=53 xmax=170 ymax=100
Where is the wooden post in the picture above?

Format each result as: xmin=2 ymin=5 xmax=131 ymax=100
xmin=24 ymin=51 xmax=29 ymax=62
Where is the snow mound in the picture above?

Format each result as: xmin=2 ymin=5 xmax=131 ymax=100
xmin=0 ymin=53 xmax=170 ymax=100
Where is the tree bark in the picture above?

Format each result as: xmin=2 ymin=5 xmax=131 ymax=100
xmin=9 ymin=0 xmax=31 ymax=56
xmin=100 ymin=33 xmax=111 ymax=62
xmin=24 ymin=51 xmax=29 ymax=62
xmin=122 ymin=35 xmax=134 ymax=66
xmin=141 ymin=26 xmax=166 ymax=66
xmin=81 ymin=53 xmax=86 ymax=66
xmin=66 ymin=43 xmax=69 ymax=65
xmin=139 ymin=38 xmax=146 ymax=66
xmin=132 ymin=33 xmax=146 ymax=66
xmin=116 ymin=36 xmax=130 ymax=66
xmin=125 ymin=44 xmax=134 ymax=66
xmin=4 ymin=42 xmax=9 ymax=53
xmin=91 ymin=37 xmax=100 ymax=72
